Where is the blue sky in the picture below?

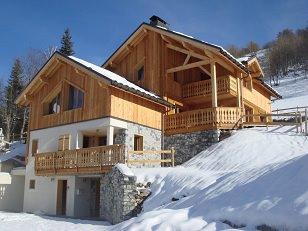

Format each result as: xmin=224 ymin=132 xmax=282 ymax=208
xmin=0 ymin=0 xmax=307 ymax=81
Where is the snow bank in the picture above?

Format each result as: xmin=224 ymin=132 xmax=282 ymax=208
xmin=114 ymin=164 xmax=134 ymax=177
xmin=132 ymin=127 xmax=308 ymax=230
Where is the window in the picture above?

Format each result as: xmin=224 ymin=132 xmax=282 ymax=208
xmin=137 ymin=66 xmax=144 ymax=81
xmin=68 ymin=85 xmax=84 ymax=110
xmin=31 ymin=139 xmax=38 ymax=156
xmin=58 ymin=134 xmax=70 ymax=151
xmin=29 ymin=180 xmax=35 ymax=189
xmin=47 ymin=94 xmax=61 ymax=115
xmin=134 ymin=135 xmax=143 ymax=151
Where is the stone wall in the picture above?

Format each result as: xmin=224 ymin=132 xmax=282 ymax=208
xmin=114 ymin=122 xmax=162 ymax=167
xmin=100 ymin=164 xmax=137 ymax=224
xmin=164 ymin=129 xmax=221 ymax=165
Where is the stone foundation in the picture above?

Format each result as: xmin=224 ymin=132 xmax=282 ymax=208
xmin=164 ymin=130 xmax=221 ymax=165
xmin=100 ymin=164 xmax=137 ymax=224
xmin=114 ymin=122 xmax=162 ymax=167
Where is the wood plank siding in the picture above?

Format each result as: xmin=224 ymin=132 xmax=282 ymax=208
xmin=28 ymin=62 xmax=164 ymax=131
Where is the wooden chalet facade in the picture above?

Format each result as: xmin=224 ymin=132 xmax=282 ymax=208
xmin=102 ymin=17 xmax=280 ymax=135
xmin=15 ymin=15 xmax=280 ymax=218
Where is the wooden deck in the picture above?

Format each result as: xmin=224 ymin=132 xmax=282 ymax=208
xmin=164 ymin=107 xmax=241 ymax=135
xmin=35 ymin=144 xmax=125 ymax=176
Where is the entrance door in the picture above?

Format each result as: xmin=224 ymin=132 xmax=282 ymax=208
xmin=56 ymin=180 xmax=67 ymax=215
xmin=90 ymin=179 xmax=100 ymax=217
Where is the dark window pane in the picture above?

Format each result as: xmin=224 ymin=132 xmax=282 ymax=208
xmin=68 ymin=85 xmax=84 ymax=110
xmin=137 ymin=66 xmax=144 ymax=81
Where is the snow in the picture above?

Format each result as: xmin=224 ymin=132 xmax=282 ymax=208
xmin=237 ymin=56 xmax=250 ymax=62
xmin=68 ymin=56 xmax=159 ymax=99
xmin=0 ymin=142 xmax=26 ymax=163
xmin=270 ymin=69 xmax=308 ymax=110
xmin=130 ymin=127 xmax=308 ymax=230
xmin=114 ymin=163 xmax=134 ymax=177
xmin=1 ymin=127 xmax=307 ymax=230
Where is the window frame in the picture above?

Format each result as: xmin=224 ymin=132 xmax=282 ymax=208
xmin=29 ymin=180 xmax=36 ymax=190
xmin=137 ymin=65 xmax=144 ymax=82
xmin=68 ymin=84 xmax=84 ymax=110
xmin=47 ymin=93 xmax=61 ymax=115
xmin=58 ymin=134 xmax=70 ymax=151
xmin=31 ymin=139 xmax=38 ymax=157
xmin=134 ymin=134 xmax=143 ymax=151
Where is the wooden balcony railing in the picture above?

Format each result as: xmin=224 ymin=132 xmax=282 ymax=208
xmin=164 ymin=107 xmax=241 ymax=134
xmin=35 ymin=144 xmax=125 ymax=176
xmin=182 ymin=75 xmax=237 ymax=99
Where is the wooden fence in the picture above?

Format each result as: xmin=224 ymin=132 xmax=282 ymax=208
xmin=127 ymin=148 xmax=175 ymax=167
xmin=236 ymin=107 xmax=308 ymax=135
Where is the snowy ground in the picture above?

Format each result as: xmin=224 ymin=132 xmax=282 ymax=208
xmin=0 ymin=127 xmax=307 ymax=230
xmin=270 ymin=69 xmax=308 ymax=110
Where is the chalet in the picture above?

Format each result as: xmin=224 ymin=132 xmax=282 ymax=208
xmin=15 ymin=16 xmax=280 ymax=219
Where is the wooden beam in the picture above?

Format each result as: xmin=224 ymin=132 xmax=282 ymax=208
xmin=183 ymin=54 xmax=190 ymax=65
xmin=214 ymin=56 xmax=234 ymax=73
xmin=204 ymin=49 xmax=214 ymax=59
xmin=166 ymin=43 xmax=209 ymax=61
xmin=211 ymin=61 xmax=217 ymax=107
xmin=167 ymin=60 xmax=210 ymax=74
xmin=161 ymin=34 xmax=174 ymax=44
xmin=199 ymin=66 xmax=211 ymax=77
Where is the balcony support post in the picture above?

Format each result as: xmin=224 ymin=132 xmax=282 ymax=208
xmin=107 ymin=126 xmax=114 ymax=145
xmin=210 ymin=61 xmax=218 ymax=108
xmin=236 ymin=75 xmax=241 ymax=108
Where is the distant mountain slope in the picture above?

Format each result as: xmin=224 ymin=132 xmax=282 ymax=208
xmin=242 ymin=49 xmax=308 ymax=109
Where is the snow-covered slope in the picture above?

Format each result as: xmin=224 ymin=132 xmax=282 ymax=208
xmin=252 ymin=49 xmax=308 ymax=109
xmin=128 ymin=127 xmax=308 ymax=230
xmin=271 ymin=69 xmax=308 ymax=109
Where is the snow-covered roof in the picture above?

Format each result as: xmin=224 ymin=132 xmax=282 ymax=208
xmin=237 ymin=56 xmax=251 ymax=63
xmin=69 ymin=56 xmax=159 ymax=99
xmin=0 ymin=142 xmax=26 ymax=163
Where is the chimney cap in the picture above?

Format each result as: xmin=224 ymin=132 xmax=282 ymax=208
xmin=150 ymin=15 xmax=167 ymax=25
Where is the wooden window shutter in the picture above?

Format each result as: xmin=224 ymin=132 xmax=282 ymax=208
xmin=134 ymin=135 xmax=143 ymax=151
xmin=58 ymin=134 xmax=70 ymax=151
xmin=32 ymin=140 xmax=38 ymax=156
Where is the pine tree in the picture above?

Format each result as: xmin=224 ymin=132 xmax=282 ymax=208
xmin=59 ymin=28 xmax=74 ymax=56
xmin=4 ymin=59 xmax=24 ymax=140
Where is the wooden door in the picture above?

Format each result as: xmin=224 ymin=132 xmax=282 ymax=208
xmin=56 ymin=180 xmax=67 ymax=215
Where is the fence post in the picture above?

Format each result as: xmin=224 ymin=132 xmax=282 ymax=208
xmin=296 ymin=107 xmax=299 ymax=133
xmin=171 ymin=147 xmax=175 ymax=167
xmin=305 ymin=108 xmax=308 ymax=136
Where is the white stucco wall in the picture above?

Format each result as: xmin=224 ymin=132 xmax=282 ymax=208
xmin=0 ymin=173 xmax=25 ymax=212
xmin=23 ymin=117 xmax=127 ymax=216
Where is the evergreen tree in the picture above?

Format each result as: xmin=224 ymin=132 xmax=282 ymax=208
xmin=4 ymin=59 xmax=24 ymax=140
xmin=59 ymin=28 xmax=74 ymax=56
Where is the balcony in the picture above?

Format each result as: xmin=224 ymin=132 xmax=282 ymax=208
xmin=35 ymin=144 xmax=125 ymax=176
xmin=164 ymin=107 xmax=241 ymax=135
xmin=182 ymin=75 xmax=238 ymax=101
